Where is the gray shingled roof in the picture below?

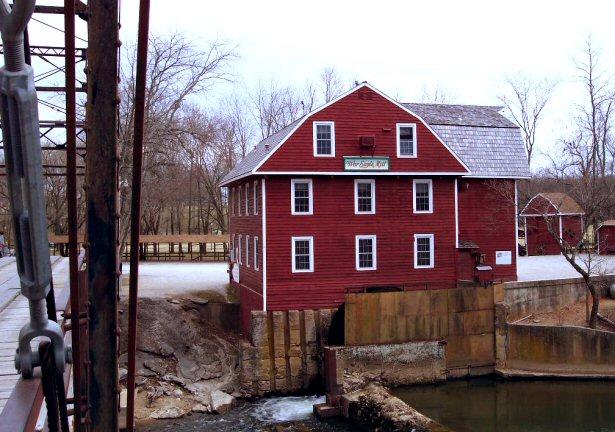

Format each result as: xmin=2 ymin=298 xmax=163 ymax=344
xmin=221 ymin=101 xmax=530 ymax=184
xmin=431 ymin=125 xmax=530 ymax=178
xmin=402 ymin=103 xmax=517 ymax=128
xmin=221 ymin=118 xmax=302 ymax=184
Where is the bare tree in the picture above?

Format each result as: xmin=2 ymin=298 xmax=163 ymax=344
xmin=529 ymin=177 xmax=615 ymax=328
xmin=419 ymin=84 xmax=457 ymax=104
xmin=499 ymin=74 xmax=556 ymax=166
xmin=222 ymin=93 xmax=255 ymax=158
xmin=250 ymin=79 xmax=303 ymax=139
xmin=117 ymin=32 xmax=236 ymax=247
xmin=525 ymin=39 xmax=615 ymax=328
xmin=573 ymin=39 xmax=615 ymax=178
xmin=319 ymin=67 xmax=345 ymax=103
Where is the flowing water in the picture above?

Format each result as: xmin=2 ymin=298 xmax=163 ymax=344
xmin=393 ymin=377 xmax=615 ymax=432
xmin=139 ymin=395 xmax=355 ymax=432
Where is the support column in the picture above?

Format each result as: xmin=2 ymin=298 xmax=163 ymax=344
xmin=86 ymin=1 xmax=120 ymax=430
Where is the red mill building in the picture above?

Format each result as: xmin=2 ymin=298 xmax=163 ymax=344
xmin=220 ymin=83 xmax=530 ymax=330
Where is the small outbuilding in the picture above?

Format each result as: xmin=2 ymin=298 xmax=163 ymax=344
xmin=596 ymin=220 xmax=615 ymax=254
xmin=521 ymin=193 xmax=584 ymax=256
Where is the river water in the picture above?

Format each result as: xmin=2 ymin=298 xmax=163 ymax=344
xmin=139 ymin=395 xmax=355 ymax=432
xmin=141 ymin=378 xmax=615 ymax=432
xmin=393 ymin=377 xmax=615 ymax=432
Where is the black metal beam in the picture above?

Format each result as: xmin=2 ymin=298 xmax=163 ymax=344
xmin=86 ymin=0 xmax=120 ymax=430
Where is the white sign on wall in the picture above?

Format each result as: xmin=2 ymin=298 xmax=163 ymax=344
xmin=495 ymin=251 xmax=512 ymax=265
xmin=343 ymin=156 xmax=390 ymax=171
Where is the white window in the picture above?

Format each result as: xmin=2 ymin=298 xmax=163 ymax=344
xmin=291 ymin=179 xmax=313 ymax=215
xmin=245 ymin=183 xmax=250 ymax=215
xmin=238 ymin=234 xmax=242 ymax=265
xmin=246 ymin=235 xmax=250 ymax=267
xmin=356 ymin=235 xmax=377 ymax=270
xmin=230 ymin=188 xmax=234 ymax=216
xmin=231 ymin=235 xmax=235 ymax=261
xmin=238 ymin=187 xmax=242 ymax=216
xmin=313 ymin=121 xmax=335 ymax=157
xmin=292 ymin=236 xmax=314 ymax=273
xmin=397 ymin=123 xmax=417 ymax=158
xmin=254 ymin=181 xmax=259 ymax=215
xmin=254 ymin=236 xmax=259 ymax=270
xmin=414 ymin=234 xmax=435 ymax=269
xmin=354 ymin=179 xmax=375 ymax=214
xmin=413 ymin=179 xmax=433 ymax=213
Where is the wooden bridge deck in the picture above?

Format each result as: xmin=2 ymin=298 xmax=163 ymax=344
xmin=0 ymin=256 xmax=69 ymax=412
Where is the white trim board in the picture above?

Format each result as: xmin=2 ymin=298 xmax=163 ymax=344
xmin=221 ymin=172 xmax=530 ymax=186
xmin=261 ymin=178 xmax=267 ymax=311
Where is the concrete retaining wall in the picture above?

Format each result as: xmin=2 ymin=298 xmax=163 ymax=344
xmin=500 ymin=323 xmax=615 ymax=377
xmin=344 ymin=285 xmax=496 ymax=376
xmin=501 ymin=276 xmax=611 ymax=321
xmin=502 ymin=278 xmax=587 ymax=321
xmin=238 ymin=309 xmax=335 ymax=395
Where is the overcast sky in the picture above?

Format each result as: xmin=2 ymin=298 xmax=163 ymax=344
xmin=30 ymin=1 xmax=615 ymax=170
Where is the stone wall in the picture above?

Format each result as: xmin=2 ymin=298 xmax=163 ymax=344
xmin=238 ymin=309 xmax=336 ymax=395
xmin=499 ymin=323 xmax=615 ymax=377
xmin=326 ymin=341 xmax=446 ymax=393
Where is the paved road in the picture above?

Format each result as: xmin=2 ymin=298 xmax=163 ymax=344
xmin=0 ymin=256 xmax=68 ymax=412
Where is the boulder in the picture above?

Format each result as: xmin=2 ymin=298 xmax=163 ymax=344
xmin=191 ymin=403 xmax=209 ymax=413
xmin=150 ymin=406 xmax=185 ymax=419
xmin=209 ymin=390 xmax=235 ymax=414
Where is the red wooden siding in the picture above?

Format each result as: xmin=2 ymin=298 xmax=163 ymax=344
xmin=457 ymin=179 xmax=517 ymax=281
xmin=597 ymin=225 xmax=615 ymax=254
xmin=525 ymin=216 xmax=561 ymax=255
xmin=561 ymin=215 xmax=583 ymax=247
xmin=264 ymin=176 xmax=458 ymax=310
xmin=258 ymin=87 xmax=468 ymax=174
xmin=236 ymin=281 xmax=263 ymax=336
xmin=229 ymin=179 xmax=263 ymax=292
xmin=524 ymin=214 xmax=583 ymax=256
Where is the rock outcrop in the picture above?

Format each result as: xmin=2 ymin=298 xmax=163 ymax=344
xmin=118 ymin=297 xmax=241 ymax=420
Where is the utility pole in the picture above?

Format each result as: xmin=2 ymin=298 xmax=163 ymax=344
xmin=86 ymin=0 xmax=120 ymax=430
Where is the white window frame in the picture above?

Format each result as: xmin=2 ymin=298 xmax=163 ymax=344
xmin=246 ymin=235 xmax=250 ymax=267
xmin=413 ymin=179 xmax=433 ymax=214
xmin=291 ymin=178 xmax=313 ymax=215
xmin=245 ymin=183 xmax=250 ymax=215
xmin=354 ymin=179 xmax=376 ymax=215
xmin=238 ymin=234 xmax=242 ymax=265
xmin=396 ymin=123 xmax=417 ymax=158
xmin=230 ymin=235 xmax=235 ymax=261
xmin=414 ymin=234 xmax=435 ymax=269
xmin=254 ymin=236 xmax=259 ymax=270
xmin=355 ymin=235 xmax=377 ymax=271
xmin=230 ymin=188 xmax=234 ymax=216
xmin=253 ymin=180 xmax=259 ymax=215
xmin=291 ymin=236 xmax=314 ymax=273
xmin=312 ymin=121 xmax=336 ymax=157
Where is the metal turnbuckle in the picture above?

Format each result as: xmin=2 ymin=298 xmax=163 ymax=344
xmin=0 ymin=0 xmax=69 ymax=378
